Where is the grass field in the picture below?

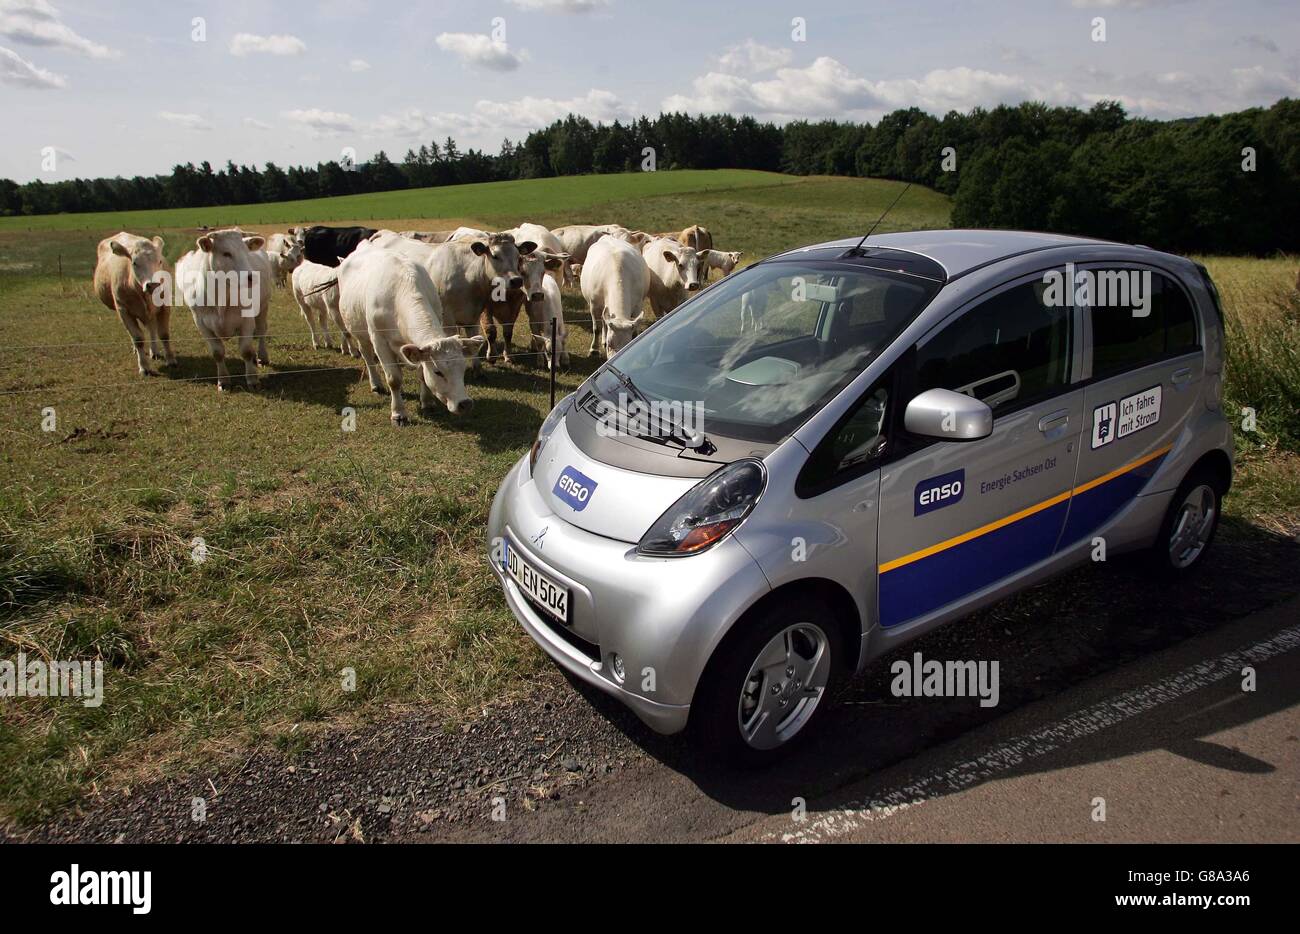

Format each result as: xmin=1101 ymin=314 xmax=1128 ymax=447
xmin=0 ymin=169 xmax=797 ymax=233
xmin=0 ymin=169 xmax=1296 ymax=825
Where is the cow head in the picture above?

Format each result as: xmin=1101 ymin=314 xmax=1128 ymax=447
xmin=399 ymin=335 xmax=487 ymax=415
xmin=471 ymin=233 xmax=533 ymax=293
xmin=604 ymin=311 xmax=642 ymax=354
xmin=718 ymin=250 xmax=743 ymax=276
xmin=661 ymin=243 xmax=705 ymax=292
xmin=518 ymin=250 xmax=569 ymax=301
xmin=110 ymin=236 xmax=167 ymax=299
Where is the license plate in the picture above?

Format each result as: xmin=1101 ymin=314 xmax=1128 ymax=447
xmin=502 ymin=539 xmax=570 ymax=623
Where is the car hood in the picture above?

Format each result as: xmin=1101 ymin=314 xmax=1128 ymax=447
xmin=530 ymin=419 xmax=700 ymax=543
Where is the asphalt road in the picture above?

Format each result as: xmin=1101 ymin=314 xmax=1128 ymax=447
xmin=13 ymin=522 xmax=1300 ymax=844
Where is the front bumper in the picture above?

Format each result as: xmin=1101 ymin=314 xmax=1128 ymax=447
xmin=486 ymin=454 xmax=772 ymax=735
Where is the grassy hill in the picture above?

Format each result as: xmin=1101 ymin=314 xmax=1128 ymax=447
xmin=0 ymin=169 xmax=800 ymax=233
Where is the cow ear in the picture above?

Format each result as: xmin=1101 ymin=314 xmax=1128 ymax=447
xmin=543 ymin=252 xmax=568 ymax=270
xmin=517 ymin=240 xmax=537 ymax=255
xmin=470 ymin=241 xmax=489 ymax=256
xmin=399 ymin=343 xmax=432 ymax=364
xmin=244 ymin=236 xmax=265 ymax=251
xmin=110 ymin=240 xmax=130 ymax=257
xmin=152 ymin=236 xmax=165 ymax=253
xmin=663 ymin=250 xmax=679 ymax=266
xmin=197 ymin=236 xmax=214 ymax=253
xmin=457 ymin=335 xmax=487 ymax=352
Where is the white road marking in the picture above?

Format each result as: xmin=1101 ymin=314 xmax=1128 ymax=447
xmin=773 ymin=623 xmax=1300 ymax=843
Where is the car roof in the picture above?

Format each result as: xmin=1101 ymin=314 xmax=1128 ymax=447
xmin=771 ymin=228 xmax=1138 ymax=282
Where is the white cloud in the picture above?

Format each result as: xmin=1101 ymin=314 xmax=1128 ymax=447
xmin=435 ymin=32 xmax=526 ymax=71
xmin=229 ymin=33 xmax=306 ymax=57
xmin=282 ymin=107 xmax=355 ymax=135
xmin=243 ymin=117 xmax=272 ymax=130
xmin=664 ymin=57 xmax=1085 ymax=120
xmin=348 ymin=58 xmax=370 ymax=72
xmin=371 ymin=89 xmax=635 ymax=140
xmin=158 ymin=111 xmax=211 ymax=131
xmin=506 ymin=0 xmax=609 ymax=11
xmin=715 ymin=40 xmax=792 ymax=75
xmin=0 ymin=0 xmax=118 ymax=59
xmin=0 ymin=43 xmax=64 ymax=87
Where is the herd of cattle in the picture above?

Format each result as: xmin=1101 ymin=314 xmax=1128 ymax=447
xmin=92 ymin=222 xmax=744 ymax=423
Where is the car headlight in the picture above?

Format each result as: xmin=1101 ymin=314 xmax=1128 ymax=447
xmin=636 ymin=458 xmax=766 ymax=557
xmin=530 ymin=394 xmax=573 ymax=474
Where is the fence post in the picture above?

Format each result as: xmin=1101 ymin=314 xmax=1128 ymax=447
xmin=549 ymin=317 xmax=557 ymax=410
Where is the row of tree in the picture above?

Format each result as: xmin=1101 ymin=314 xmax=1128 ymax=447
xmin=2 ymin=100 xmax=1295 ymax=254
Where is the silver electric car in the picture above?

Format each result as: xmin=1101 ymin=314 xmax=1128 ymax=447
xmin=487 ymin=229 xmax=1233 ymax=762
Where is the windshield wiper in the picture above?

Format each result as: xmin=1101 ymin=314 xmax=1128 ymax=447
xmin=602 ymin=364 xmax=713 ymax=453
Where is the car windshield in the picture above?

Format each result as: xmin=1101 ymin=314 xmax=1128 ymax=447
xmin=602 ymin=260 xmax=940 ymax=443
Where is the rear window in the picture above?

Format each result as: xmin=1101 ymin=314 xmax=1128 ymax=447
xmin=1091 ymin=269 xmax=1198 ymax=377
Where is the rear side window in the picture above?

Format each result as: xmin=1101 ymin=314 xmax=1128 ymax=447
xmin=914 ymin=278 xmax=1073 ymax=415
xmin=1090 ymin=269 xmax=1198 ymax=377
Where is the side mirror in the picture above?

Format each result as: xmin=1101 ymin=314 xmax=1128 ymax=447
xmin=904 ymin=388 xmax=993 ymax=441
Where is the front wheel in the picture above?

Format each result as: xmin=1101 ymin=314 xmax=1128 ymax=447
xmin=689 ymin=594 xmax=846 ymax=766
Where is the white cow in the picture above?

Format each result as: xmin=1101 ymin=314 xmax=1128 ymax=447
xmin=481 ymin=247 xmax=568 ymax=365
xmin=263 ymin=233 xmax=303 ymax=287
xmin=336 ymin=246 xmax=484 ymax=424
xmin=92 ymin=232 xmax=173 ymax=376
xmin=642 ymin=237 xmax=705 ymax=318
xmin=538 ymin=273 xmax=568 ymax=368
xmin=551 ymin=224 xmax=630 ymax=285
xmin=702 ymin=249 xmax=743 ymax=281
xmin=581 ymin=236 xmax=650 ymax=357
xmin=366 ymin=229 xmax=535 ymax=375
xmin=243 ymin=239 xmax=274 ymax=364
xmin=506 ymin=223 xmax=568 ymax=283
xmin=174 ymin=229 xmax=268 ymax=390
xmin=448 ymin=226 xmax=490 ymax=241
xmin=292 ymin=259 xmax=354 ymax=354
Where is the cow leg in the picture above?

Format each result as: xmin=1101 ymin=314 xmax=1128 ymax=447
xmin=117 ymin=307 xmax=155 ymax=377
xmin=417 ymin=373 xmax=437 ymax=417
xmin=587 ymin=301 xmax=603 ymax=357
xmin=328 ymin=296 xmax=357 ymax=357
xmin=239 ymin=320 xmax=260 ymax=389
xmin=295 ymin=291 xmax=322 ymax=349
xmin=196 ymin=324 xmax=230 ymax=391
xmin=372 ymin=341 xmax=409 ymax=426
xmin=354 ymin=333 xmax=387 ymax=395
xmin=255 ymin=307 xmax=271 ymax=366
xmin=480 ymin=309 xmax=499 ymax=364
xmin=146 ymin=310 xmax=165 ymax=361
xmin=500 ymin=311 xmax=517 ymax=366
xmin=462 ymin=320 xmax=483 ymax=377
xmin=317 ymin=305 xmax=335 ymax=350
xmin=155 ymin=304 xmax=176 ymax=365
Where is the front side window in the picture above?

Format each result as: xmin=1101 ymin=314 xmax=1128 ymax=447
xmin=606 ymin=261 xmax=939 ymax=443
xmin=1090 ymin=268 xmax=1199 ymax=377
xmin=913 ymin=277 xmax=1074 ymax=416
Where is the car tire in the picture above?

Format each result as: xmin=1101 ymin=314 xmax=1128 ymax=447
xmin=689 ymin=593 xmax=847 ymax=767
xmin=1147 ymin=465 xmax=1225 ymax=575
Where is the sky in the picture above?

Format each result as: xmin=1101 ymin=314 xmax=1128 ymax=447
xmin=1 ymin=0 xmax=1297 ymax=183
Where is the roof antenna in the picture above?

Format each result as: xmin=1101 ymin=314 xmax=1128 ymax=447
xmin=843 ymin=182 xmax=912 ymax=257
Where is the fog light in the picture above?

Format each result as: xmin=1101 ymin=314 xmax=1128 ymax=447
xmin=610 ymin=653 xmax=625 ymax=683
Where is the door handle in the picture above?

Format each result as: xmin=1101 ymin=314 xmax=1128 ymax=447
xmin=1171 ymin=367 xmax=1193 ymax=387
xmin=1038 ymin=409 xmax=1070 ymax=433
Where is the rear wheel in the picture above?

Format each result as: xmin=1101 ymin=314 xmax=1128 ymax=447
xmin=690 ymin=594 xmax=846 ymax=766
xmin=1149 ymin=466 xmax=1224 ymax=574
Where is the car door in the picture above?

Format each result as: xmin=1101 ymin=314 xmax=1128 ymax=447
xmin=875 ymin=271 xmax=1085 ymax=630
xmin=1061 ymin=263 xmax=1204 ymax=547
